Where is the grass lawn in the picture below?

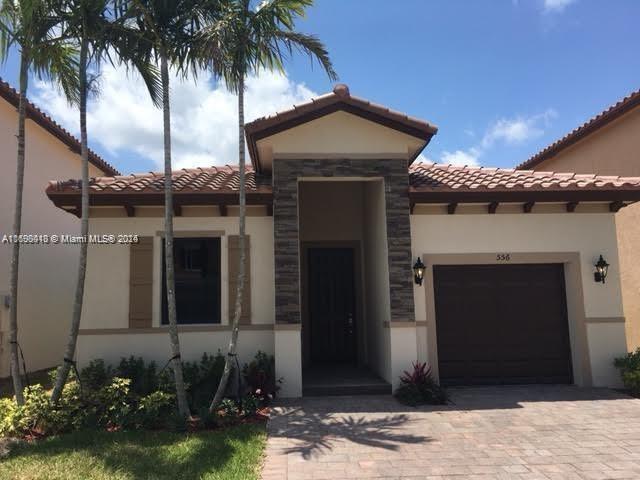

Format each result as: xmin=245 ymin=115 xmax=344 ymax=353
xmin=0 ymin=424 xmax=266 ymax=480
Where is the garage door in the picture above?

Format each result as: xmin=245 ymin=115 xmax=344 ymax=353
xmin=434 ymin=264 xmax=572 ymax=386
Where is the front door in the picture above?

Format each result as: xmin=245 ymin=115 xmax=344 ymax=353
xmin=308 ymin=248 xmax=356 ymax=364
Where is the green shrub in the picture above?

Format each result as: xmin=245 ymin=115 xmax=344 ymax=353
xmin=614 ymin=349 xmax=640 ymax=395
xmin=0 ymin=351 xmax=273 ymax=439
xmin=240 ymin=395 xmax=259 ymax=417
xmin=242 ymin=351 xmax=280 ymax=404
xmin=159 ymin=352 xmax=226 ymax=410
xmin=115 ymin=357 xmax=159 ymax=396
xmin=0 ymin=383 xmax=87 ymax=437
xmin=79 ymin=359 xmax=113 ymax=391
xmin=395 ymin=362 xmax=449 ymax=407
xmin=218 ymin=398 xmax=239 ymax=418
xmin=136 ymin=391 xmax=175 ymax=429
xmin=94 ymin=377 xmax=135 ymax=429
xmin=0 ymin=397 xmax=19 ymax=437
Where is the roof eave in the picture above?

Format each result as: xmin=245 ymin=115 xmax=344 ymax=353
xmin=47 ymin=190 xmax=274 ymax=216
xmin=517 ymin=89 xmax=640 ymax=171
xmin=409 ymin=188 xmax=640 ymax=204
xmin=245 ymin=92 xmax=438 ymax=174
xmin=0 ymin=78 xmax=120 ymax=176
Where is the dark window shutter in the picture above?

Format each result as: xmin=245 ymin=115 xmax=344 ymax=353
xmin=129 ymin=237 xmax=153 ymax=328
xmin=228 ymin=235 xmax=251 ymax=324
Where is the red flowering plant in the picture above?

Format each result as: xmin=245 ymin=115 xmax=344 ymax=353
xmin=395 ymin=362 xmax=449 ymax=406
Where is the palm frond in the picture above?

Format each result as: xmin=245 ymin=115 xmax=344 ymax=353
xmin=270 ymin=29 xmax=336 ymax=80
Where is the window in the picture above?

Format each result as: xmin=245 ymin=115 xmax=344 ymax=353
xmin=162 ymin=237 xmax=221 ymax=324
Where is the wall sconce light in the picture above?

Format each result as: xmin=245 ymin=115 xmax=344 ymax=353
xmin=413 ymin=258 xmax=425 ymax=286
xmin=594 ymin=255 xmax=609 ymax=284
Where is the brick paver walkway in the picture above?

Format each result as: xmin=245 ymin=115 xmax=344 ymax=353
xmin=261 ymin=386 xmax=640 ymax=479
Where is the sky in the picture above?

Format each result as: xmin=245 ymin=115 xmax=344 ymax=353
xmin=1 ymin=0 xmax=639 ymax=175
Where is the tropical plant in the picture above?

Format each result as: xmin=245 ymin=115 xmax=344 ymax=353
xmin=202 ymin=0 xmax=337 ymax=411
xmin=614 ymin=349 xmax=640 ymax=396
xmin=112 ymin=0 xmax=214 ymax=418
xmin=0 ymin=0 xmax=79 ymax=405
xmin=50 ymin=0 xmax=162 ymax=404
xmin=394 ymin=362 xmax=449 ymax=406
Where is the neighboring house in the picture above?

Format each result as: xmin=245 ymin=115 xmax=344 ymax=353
xmin=0 ymin=78 xmax=119 ymax=377
xmin=46 ymin=84 xmax=640 ymax=397
xmin=517 ymin=90 xmax=640 ymax=351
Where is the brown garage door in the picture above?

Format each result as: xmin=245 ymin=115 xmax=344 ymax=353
xmin=434 ymin=264 xmax=572 ymax=386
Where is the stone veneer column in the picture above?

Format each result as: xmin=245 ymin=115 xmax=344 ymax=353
xmin=272 ymin=158 xmax=415 ymax=325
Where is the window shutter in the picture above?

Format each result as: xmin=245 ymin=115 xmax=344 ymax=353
xmin=228 ymin=235 xmax=251 ymax=324
xmin=129 ymin=237 xmax=153 ymax=328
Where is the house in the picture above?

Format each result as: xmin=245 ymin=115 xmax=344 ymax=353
xmin=46 ymin=84 xmax=640 ymax=397
xmin=517 ymin=89 xmax=640 ymax=351
xmin=0 ymin=78 xmax=119 ymax=377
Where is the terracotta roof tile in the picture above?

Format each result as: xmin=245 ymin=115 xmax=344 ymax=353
xmin=47 ymin=162 xmax=640 ymax=209
xmin=0 ymin=77 xmax=120 ymax=176
xmin=409 ymin=162 xmax=640 ymax=193
xmin=46 ymin=164 xmax=270 ymax=195
xmin=517 ymin=88 xmax=640 ymax=170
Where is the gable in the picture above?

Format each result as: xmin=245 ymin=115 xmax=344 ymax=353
xmin=0 ymin=78 xmax=119 ymax=176
xmin=255 ymin=110 xmax=426 ymax=171
xmin=532 ymin=106 xmax=640 ymax=177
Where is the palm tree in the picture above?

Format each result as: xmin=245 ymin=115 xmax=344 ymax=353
xmin=50 ymin=0 xmax=161 ymax=403
xmin=202 ymin=0 xmax=336 ymax=410
xmin=0 ymin=0 xmax=79 ymax=405
xmin=113 ymin=0 xmax=213 ymax=418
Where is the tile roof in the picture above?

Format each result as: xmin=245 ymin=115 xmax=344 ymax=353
xmin=245 ymin=84 xmax=438 ymax=172
xmin=47 ymin=161 xmax=640 ymax=211
xmin=46 ymin=165 xmax=269 ymax=195
xmin=0 ymin=77 xmax=120 ymax=176
xmin=516 ymin=88 xmax=640 ymax=171
xmin=409 ymin=162 xmax=640 ymax=192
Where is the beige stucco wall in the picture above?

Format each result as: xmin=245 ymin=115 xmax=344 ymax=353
xmin=75 ymin=214 xmax=276 ymax=380
xmin=528 ymin=107 xmax=640 ymax=351
xmin=616 ymin=205 xmax=640 ymax=349
xmin=411 ymin=212 xmax=626 ymax=387
xmin=531 ymin=108 xmax=640 ymax=176
xmin=77 ymin=329 xmax=274 ymax=372
xmin=363 ymin=180 xmax=392 ymax=382
xmin=256 ymin=110 xmax=424 ymax=170
xmin=0 ymin=99 xmax=103 ymax=377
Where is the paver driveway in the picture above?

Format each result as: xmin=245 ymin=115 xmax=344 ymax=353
xmin=261 ymin=386 xmax=640 ymax=479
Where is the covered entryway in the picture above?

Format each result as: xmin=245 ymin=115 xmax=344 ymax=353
xmin=297 ymin=180 xmax=396 ymax=395
xmin=307 ymin=247 xmax=357 ymax=364
xmin=433 ymin=263 xmax=573 ymax=386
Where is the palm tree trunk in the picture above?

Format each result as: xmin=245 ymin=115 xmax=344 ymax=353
xmin=210 ymin=72 xmax=246 ymax=411
xmin=160 ymin=51 xmax=190 ymax=419
xmin=51 ymin=38 xmax=89 ymax=403
xmin=9 ymin=51 xmax=30 ymax=405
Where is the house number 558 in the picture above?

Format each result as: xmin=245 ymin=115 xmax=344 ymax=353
xmin=496 ymin=253 xmax=511 ymax=261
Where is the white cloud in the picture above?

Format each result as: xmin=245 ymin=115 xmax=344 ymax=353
xmin=481 ymin=109 xmax=556 ymax=148
xmin=438 ymin=110 xmax=556 ymax=168
xmin=543 ymin=0 xmax=576 ymax=13
xmin=31 ymin=65 xmax=317 ymax=171
xmin=441 ymin=149 xmax=480 ymax=167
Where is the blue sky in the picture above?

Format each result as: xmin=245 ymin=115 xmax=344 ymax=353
xmin=1 ymin=0 xmax=639 ymax=174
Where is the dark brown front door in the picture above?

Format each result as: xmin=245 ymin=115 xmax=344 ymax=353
xmin=308 ymin=248 xmax=356 ymax=364
xmin=434 ymin=264 xmax=572 ymax=386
